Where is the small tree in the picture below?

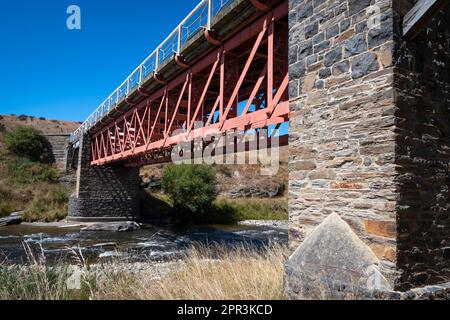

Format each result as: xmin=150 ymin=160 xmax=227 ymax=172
xmin=162 ymin=164 xmax=217 ymax=221
xmin=4 ymin=126 xmax=50 ymax=162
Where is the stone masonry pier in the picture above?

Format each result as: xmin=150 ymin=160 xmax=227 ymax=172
xmin=68 ymin=134 xmax=140 ymax=222
xmin=286 ymin=0 xmax=450 ymax=298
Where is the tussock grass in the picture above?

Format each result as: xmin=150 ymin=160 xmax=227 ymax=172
xmin=214 ymin=197 xmax=288 ymax=221
xmin=0 ymin=176 xmax=69 ymax=221
xmin=0 ymin=263 xmax=73 ymax=300
xmin=22 ymin=184 xmax=69 ymax=222
xmin=0 ymin=244 xmax=289 ymax=300
xmin=0 ymin=245 xmax=92 ymax=300
xmin=92 ymin=244 xmax=289 ymax=300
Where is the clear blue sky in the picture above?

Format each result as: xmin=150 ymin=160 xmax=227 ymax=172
xmin=0 ymin=0 xmax=200 ymax=122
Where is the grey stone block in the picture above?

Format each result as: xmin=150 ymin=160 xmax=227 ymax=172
xmin=285 ymin=213 xmax=391 ymax=300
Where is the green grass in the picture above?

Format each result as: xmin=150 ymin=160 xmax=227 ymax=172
xmin=5 ymin=157 xmax=59 ymax=185
xmin=214 ymin=197 xmax=288 ymax=221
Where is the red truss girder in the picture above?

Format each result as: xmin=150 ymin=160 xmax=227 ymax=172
xmin=91 ymin=2 xmax=289 ymax=166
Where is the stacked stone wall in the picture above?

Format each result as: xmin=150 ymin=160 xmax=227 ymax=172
xmin=288 ymin=0 xmax=450 ymax=290
xmin=44 ymin=134 xmax=71 ymax=172
xmin=288 ymin=0 xmax=399 ymax=285
xmin=68 ymin=134 xmax=140 ymax=221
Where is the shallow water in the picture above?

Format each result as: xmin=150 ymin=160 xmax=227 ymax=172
xmin=0 ymin=223 xmax=288 ymax=264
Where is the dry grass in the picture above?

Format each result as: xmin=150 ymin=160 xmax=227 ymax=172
xmin=0 ymin=244 xmax=289 ymax=300
xmin=214 ymin=197 xmax=288 ymax=221
xmin=92 ymin=244 xmax=289 ymax=300
xmin=0 ymin=176 xmax=69 ymax=221
xmin=0 ymin=244 xmax=87 ymax=300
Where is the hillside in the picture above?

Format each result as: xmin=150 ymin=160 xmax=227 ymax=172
xmin=0 ymin=115 xmax=81 ymax=220
xmin=141 ymin=146 xmax=289 ymax=198
xmin=0 ymin=114 xmax=81 ymax=154
xmin=0 ymin=114 xmax=80 ymax=134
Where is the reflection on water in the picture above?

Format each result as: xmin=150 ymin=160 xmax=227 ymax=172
xmin=0 ymin=223 xmax=288 ymax=264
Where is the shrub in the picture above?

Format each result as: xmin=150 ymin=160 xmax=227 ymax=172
xmin=161 ymin=164 xmax=217 ymax=222
xmin=4 ymin=126 xmax=50 ymax=162
xmin=52 ymin=189 xmax=69 ymax=205
xmin=18 ymin=115 xmax=28 ymax=121
xmin=6 ymin=157 xmax=59 ymax=184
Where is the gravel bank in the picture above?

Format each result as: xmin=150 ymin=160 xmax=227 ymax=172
xmin=238 ymin=220 xmax=288 ymax=230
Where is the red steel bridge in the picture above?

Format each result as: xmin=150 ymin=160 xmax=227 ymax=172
xmin=71 ymin=0 xmax=289 ymax=167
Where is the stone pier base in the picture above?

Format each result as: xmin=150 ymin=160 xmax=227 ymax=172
xmin=68 ymin=134 xmax=140 ymax=222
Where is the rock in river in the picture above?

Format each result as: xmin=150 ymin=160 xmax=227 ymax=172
xmin=81 ymin=221 xmax=141 ymax=233
xmin=0 ymin=213 xmax=23 ymax=227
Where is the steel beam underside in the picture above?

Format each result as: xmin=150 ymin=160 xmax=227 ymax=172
xmin=90 ymin=1 xmax=289 ymax=167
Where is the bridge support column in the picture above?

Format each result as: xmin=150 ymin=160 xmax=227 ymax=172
xmin=286 ymin=0 xmax=450 ymax=299
xmin=68 ymin=133 xmax=140 ymax=222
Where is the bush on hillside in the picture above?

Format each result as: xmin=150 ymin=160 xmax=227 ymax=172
xmin=161 ymin=164 xmax=217 ymax=222
xmin=4 ymin=126 xmax=50 ymax=162
xmin=6 ymin=157 xmax=59 ymax=184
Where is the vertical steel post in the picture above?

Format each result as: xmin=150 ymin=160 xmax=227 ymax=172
xmin=219 ymin=50 xmax=225 ymax=124
xmin=177 ymin=26 xmax=182 ymax=54
xmin=207 ymin=0 xmax=213 ymax=30
xmin=267 ymin=19 xmax=274 ymax=109
xmin=188 ymin=72 xmax=192 ymax=129
xmin=164 ymin=89 xmax=169 ymax=137
xmin=156 ymin=49 xmax=160 ymax=71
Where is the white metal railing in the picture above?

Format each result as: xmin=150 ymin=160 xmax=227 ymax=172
xmin=71 ymin=0 xmax=237 ymax=143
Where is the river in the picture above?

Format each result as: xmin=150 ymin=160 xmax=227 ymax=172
xmin=0 ymin=223 xmax=288 ymax=264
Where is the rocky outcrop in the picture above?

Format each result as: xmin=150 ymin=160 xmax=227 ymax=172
xmin=81 ymin=221 xmax=141 ymax=233
xmin=0 ymin=212 xmax=23 ymax=227
xmin=228 ymin=181 xmax=285 ymax=199
xmin=140 ymin=176 xmax=161 ymax=190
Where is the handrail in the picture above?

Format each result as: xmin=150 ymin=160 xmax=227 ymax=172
xmin=71 ymin=0 xmax=237 ymax=143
